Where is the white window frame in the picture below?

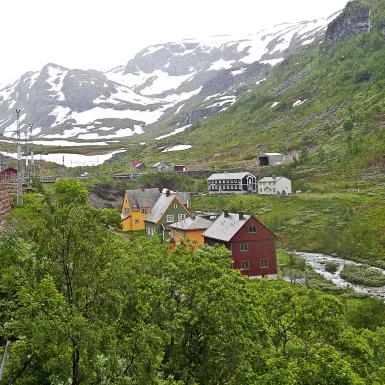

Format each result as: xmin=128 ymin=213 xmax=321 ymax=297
xmin=260 ymin=259 xmax=268 ymax=268
xmin=240 ymin=243 xmax=248 ymax=252
xmin=178 ymin=214 xmax=186 ymax=221
xmin=166 ymin=215 xmax=174 ymax=223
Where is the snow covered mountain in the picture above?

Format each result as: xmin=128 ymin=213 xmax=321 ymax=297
xmin=0 ymin=14 xmax=340 ymax=140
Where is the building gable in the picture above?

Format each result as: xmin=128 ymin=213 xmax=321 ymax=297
xmin=231 ymin=216 xmax=277 ymax=243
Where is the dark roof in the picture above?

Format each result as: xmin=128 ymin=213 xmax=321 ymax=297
xmin=1 ymin=167 xmax=17 ymax=173
xmin=202 ymin=212 xmax=251 ymax=242
xmin=126 ymin=188 xmax=160 ymax=211
xmin=170 ymin=216 xmax=213 ymax=231
xmin=207 ymin=172 xmax=255 ymax=180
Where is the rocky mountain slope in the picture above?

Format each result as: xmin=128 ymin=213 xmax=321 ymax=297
xmin=0 ymin=14 xmax=340 ymax=141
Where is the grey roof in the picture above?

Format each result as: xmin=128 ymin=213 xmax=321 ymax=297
xmin=145 ymin=194 xmax=186 ymax=223
xmin=175 ymin=192 xmax=189 ymax=206
xmin=152 ymin=161 xmax=171 ymax=168
xmin=202 ymin=212 xmax=251 ymax=242
xmin=258 ymin=176 xmax=289 ymax=183
xmin=207 ymin=172 xmax=255 ymax=181
xmin=260 ymin=153 xmax=282 ymax=156
xmin=170 ymin=216 xmax=213 ymax=230
xmin=126 ymin=188 xmax=160 ymax=211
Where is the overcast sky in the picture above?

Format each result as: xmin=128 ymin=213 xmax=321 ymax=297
xmin=1 ymin=0 xmax=349 ymax=84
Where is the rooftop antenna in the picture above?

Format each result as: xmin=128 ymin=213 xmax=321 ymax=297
xmin=15 ymin=109 xmax=23 ymax=204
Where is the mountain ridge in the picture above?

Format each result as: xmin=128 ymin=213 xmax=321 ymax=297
xmin=0 ymin=14 xmax=340 ymax=142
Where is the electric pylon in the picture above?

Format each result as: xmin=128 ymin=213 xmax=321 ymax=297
xmin=15 ymin=109 xmax=23 ymax=204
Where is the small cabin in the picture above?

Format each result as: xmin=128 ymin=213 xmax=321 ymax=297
xmin=0 ymin=167 xmax=17 ymax=181
xmin=257 ymin=153 xmax=283 ymax=166
xmin=174 ymin=164 xmax=186 ymax=172
xmin=152 ymin=161 xmax=172 ymax=172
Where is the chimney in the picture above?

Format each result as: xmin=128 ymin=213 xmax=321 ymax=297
xmin=272 ymin=175 xmax=276 ymax=180
xmin=141 ymin=185 xmax=145 ymax=193
xmin=239 ymin=211 xmax=244 ymax=220
xmin=191 ymin=211 xmax=196 ymax=219
xmin=166 ymin=190 xmax=170 ymax=197
xmin=223 ymin=209 xmax=229 ymax=217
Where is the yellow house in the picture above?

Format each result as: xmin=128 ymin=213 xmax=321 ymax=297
xmin=121 ymin=187 xmax=161 ymax=231
xmin=169 ymin=215 xmax=213 ymax=250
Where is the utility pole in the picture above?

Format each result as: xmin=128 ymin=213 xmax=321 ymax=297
xmin=29 ymin=124 xmax=34 ymax=179
xmin=24 ymin=130 xmax=31 ymax=189
xmin=15 ymin=109 xmax=23 ymax=204
xmin=39 ymin=154 xmax=43 ymax=181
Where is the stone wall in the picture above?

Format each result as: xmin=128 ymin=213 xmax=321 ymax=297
xmin=0 ymin=183 xmax=18 ymax=214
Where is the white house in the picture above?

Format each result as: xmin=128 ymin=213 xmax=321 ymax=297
xmin=258 ymin=176 xmax=292 ymax=195
xmin=208 ymin=172 xmax=256 ymax=194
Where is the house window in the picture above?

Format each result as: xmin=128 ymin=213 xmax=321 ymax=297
xmin=241 ymin=260 xmax=250 ymax=270
xmin=151 ymin=228 xmax=155 ymax=235
xmin=273 ymin=188 xmax=275 ymax=192
xmin=174 ymin=204 xmax=178 ymax=209
xmin=134 ymin=219 xmax=140 ymax=224
xmin=260 ymin=189 xmax=262 ymax=193
xmin=260 ymin=259 xmax=268 ymax=268
xmin=178 ymin=214 xmax=186 ymax=221
xmin=166 ymin=215 xmax=174 ymax=222
xmin=141 ymin=208 xmax=148 ymax=214
xmin=240 ymin=243 xmax=248 ymax=252
xmin=124 ymin=208 xmax=130 ymax=215
xmin=249 ymin=225 xmax=257 ymax=233
xmin=147 ymin=227 xmax=151 ymax=235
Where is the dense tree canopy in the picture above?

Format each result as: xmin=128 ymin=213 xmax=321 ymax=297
xmin=1 ymin=179 xmax=385 ymax=384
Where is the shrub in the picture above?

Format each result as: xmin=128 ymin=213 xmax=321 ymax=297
xmin=340 ymin=264 xmax=385 ymax=287
xmin=324 ymin=261 xmax=339 ymax=274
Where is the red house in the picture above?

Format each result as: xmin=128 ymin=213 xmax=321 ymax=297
xmin=0 ymin=167 xmax=17 ymax=181
xmin=202 ymin=210 xmax=277 ymax=279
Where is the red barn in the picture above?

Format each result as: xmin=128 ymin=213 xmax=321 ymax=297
xmin=0 ymin=167 xmax=17 ymax=181
xmin=202 ymin=210 xmax=277 ymax=279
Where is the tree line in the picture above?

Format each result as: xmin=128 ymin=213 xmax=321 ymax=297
xmin=1 ymin=179 xmax=385 ymax=384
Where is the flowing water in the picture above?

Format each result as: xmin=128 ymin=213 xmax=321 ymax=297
xmin=294 ymin=251 xmax=385 ymax=299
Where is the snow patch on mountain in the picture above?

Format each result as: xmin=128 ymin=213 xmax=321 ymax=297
xmin=209 ymin=59 xmax=234 ymax=71
xmin=46 ymin=66 xmax=68 ymax=101
xmin=163 ymin=87 xmax=202 ymax=103
xmin=155 ymin=124 xmax=192 ymax=140
xmin=141 ymin=70 xmax=196 ymax=95
xmin=162 ymin=144 xmax=192 ymax=152
xmin=69 ymin=106 xmax=164 ymax=125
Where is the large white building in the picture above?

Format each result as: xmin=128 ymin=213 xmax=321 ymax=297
xmin=258 ymin=176 xmax=292 ymax=195
xmin=208 ymin=172 xmax=257 ymax=194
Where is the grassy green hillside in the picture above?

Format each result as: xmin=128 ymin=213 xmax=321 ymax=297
xmin=113 ymin=0 xmax=385 ymax=183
